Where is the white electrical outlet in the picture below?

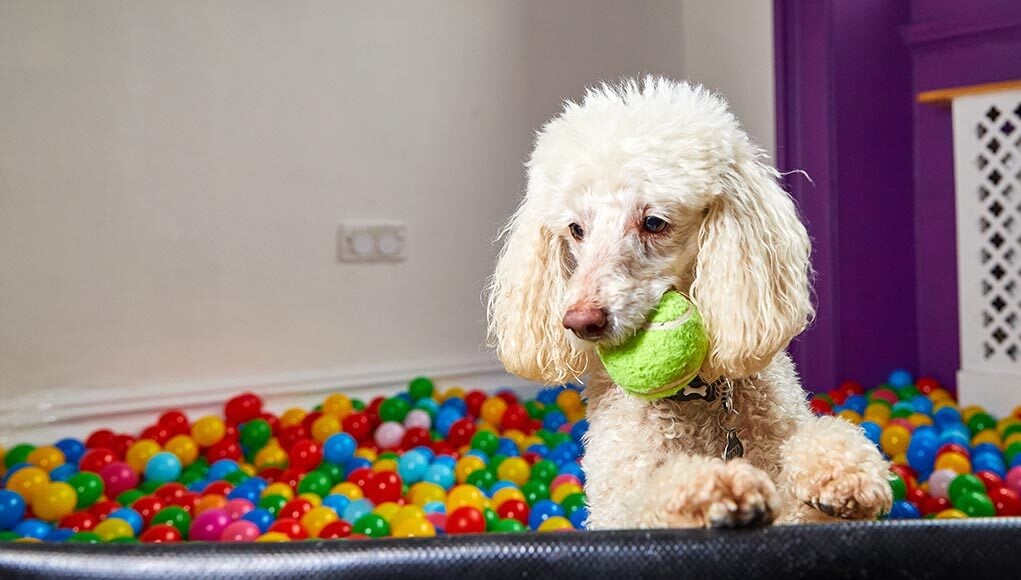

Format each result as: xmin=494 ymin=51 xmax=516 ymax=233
xmin=338 ymin=222 xmax=408 ymax=262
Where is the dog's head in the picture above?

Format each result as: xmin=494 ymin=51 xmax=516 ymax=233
xmin=488 ymin=77 xmax=812 ymax=385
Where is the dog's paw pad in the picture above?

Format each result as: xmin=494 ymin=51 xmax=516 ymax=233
xmin=665 ymin=460 xmax=780 ymax=529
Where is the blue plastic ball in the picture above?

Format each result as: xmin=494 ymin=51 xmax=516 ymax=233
xmin=55 ymin=438 xmax=86 ymax=464
xmin=844 ymin=395 xmax=868 ymax=414
xmin=241 ymin=508 xmax=274 ymax=533
xmin=559 ymin=462 xmax=585 ymax=482
xmin=568 ymin=506 xmax=588 ymax=529
xmin=324 ymin=433 xmax=357 ymax=465
xmin=14 ymin=519 xmax=52 ymax=540
xmin=861 ymin=422 xmax=882 ymax=446
xmin=45 ymin=528 xmax=75 ymax=542
xmin=888 ymin=369 xmax=914 ymax=388
xmin=536 ymin=387 xmax=562 ymax=405
xmin=397 ymin=450 xmax=429 ymax=483
xmin=49 ymin=463 xmax=78 ymax=482
xmin=144 ymin=452 xmax=182 ymax=483
xmin=423 ymin=463 xmax=455 ymax=489
xmin=321 ymin=494 xmax=350 ymax=515
xmin=528 ymin=499 xmax=566 ymax=530
xmin=571 ymin=419 xmax=589 ymax=444
xmin=934 ymin=406 xmax=962 ymax=428
xmin=489 ymin=480 xmax=517 ymax=496
xmin=0 ymin=490 xmax=26 ymax=530
xmin=888 ymin=500 xmax=921 ymax=519
xmin=207 ymin=459 xmax=239 ymax=481
xmin=432 ymin=456 xmax=456 ymax=470
xmin=342 ymin=499 xmax=374 ymax=523
xmin=973 ymin=454 xmax=1006 ymax=477
xmin=227 ymin=484 xmax=260 ymax=503
xmin=422 ymin=501 xmax=446 ymax=515
xmin=108 ymin=508 xmax=144 ymax=535
xmin=543 ymin=411 xmax=567 ymax=432
xmin=910 ymin=395 xmax=933 ymax=415
xmin=526 ymin=444 xmax=550 ymax=457
xmin=439 ymin=397 xmax=467 ymax=415
xmin=496 ymin=438 xmax=520 ymax=457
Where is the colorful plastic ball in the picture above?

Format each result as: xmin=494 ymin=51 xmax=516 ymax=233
xmin=404 ymin=410 xmax=432 ymax=431
xmin=887 ymin=500 xmax=921 ymax=519
xmin=6 ymin=466 xmax=49 ymax=502
xmin=189 ymin=508 xmax=231 ymax=541
xmin=151 ymin=506 xmax=192 ymax=537
xmin=31 ymin=482 xmax=77 ymax=522
xmin=144 ymin=452 xmax=183 ymax=483
xmin=220 ymin=519 xmax=261 ymax=542
xmin=54 ymin=438 xmax=86 ymax=465
xmin=0 ymin=490 xmax=26 ymax=530
xmin=93 ymin=517 xmax=134 ymax=541
xmin=374 ymin=422 xmax=406 ymax=450
xmin=14 ymin=519 xmax=52 ymax=540
xmin=446 ymin=506 xmax=485 ymax=534
xmin=351 ymin=513 xmax=389 ymax=538
xmin=26 ymin=446 xmax=65 ymax=473
xmin=59 ymin=512 xmax=96 ymax=533
xmin=528 ymin=499 xmax=566 ymax=530
xmin=934 ymin=452 xmax=972 ymax=475
xmin=392 ymin=517 xmax=436 ymax=537
xmin=108 ymin=507 xmax=144 ymax=535
xmin=141 ymin=524 xmax=183 ymax=543
xmin=343 ymin=499 xmax=375 ymax=523
xmin=953 ymin=490 xmax=996 ymax=517
xmin=98 ymin=462 xmax=138 ymax=498
xmin=318 ymin=520 xmax=352 ymax=539
xmin=49 ymin=464 xmax=78 ymax=483
xmin=241 ymin=508 xmax=274 ymax=533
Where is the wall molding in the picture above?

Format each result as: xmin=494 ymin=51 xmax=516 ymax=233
xmin=0 ymin=355 xmax=537 ymax=445
xmin=903 ymin=7 xmax=1021 ymax=47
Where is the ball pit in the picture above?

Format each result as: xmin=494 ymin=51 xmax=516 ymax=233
xmin=1 ymin=369 xmax=1019 ymax=544
xmin=810 ymin=369 xmax=1021 ymax=520
xmin=0 ymin=377 xmax=589 ymax=543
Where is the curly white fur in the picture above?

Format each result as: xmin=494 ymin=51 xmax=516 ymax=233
xmin=487 ymin=77 xmax=891 ymax=528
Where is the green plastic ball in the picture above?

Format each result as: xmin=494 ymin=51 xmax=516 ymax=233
xmin=521 ymin=481 xmax=550 ymax=506
xmin=466 ymin=468 xmax=496 ymax=490
xmin=297 ymin=470 xmax=332 ymax=497
xmin=0 ymin=531 xmax=19 ymax=541
xmin=240 ymin=419 xmax=272 ymax=450
xmin=408 ymin=377 xmax=435 ymax=401
xmin=530 ymin=460 xmax=558 ymax=485
xmin=483 ymin=507 xmax=499 ymax=530
xmin=967 ymin=413 xmax=997 ymax=435
xmin=953 ymin=490 xmax=996 ymax=517
xmin=379 ymin=398 xmax=412 ymax=423
xmin=5 ymin=444 xmax=35 ymax=469
xmin=352 ymin=513 xmax=390 ymax=538
xmin=151 ymin=506 xmax=191 ymax=538
xmin=560 ymin=492 xmax=587 ymax=516
xmin=470 ymin=432 xmax=499 ymax=456
xmin=888 ymin=474 xmax=906 ymax=502
xmin=68 ymin=472 xmax=104 ymax=509
xmin=259 ymin=494 xmax=288 ymax=517
xmin=948 ymin=474 xmax=985 ymax=504
xmin=493 ymin=518 xmax=526 ymax=532
xmin=67 ymin=532 xmax=102 ymax=544
xmin=117 ymin=490 xmax=145 ymax=507
xmin=318 ymin=462 xmax=345 ymax=485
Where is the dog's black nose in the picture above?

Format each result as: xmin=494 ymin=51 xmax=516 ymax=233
xmin=563 ymin=305 xmax=609 ymax=340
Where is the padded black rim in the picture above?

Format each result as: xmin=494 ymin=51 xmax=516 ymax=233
xmin=0 ymin=520 xmax=1019 ymax=579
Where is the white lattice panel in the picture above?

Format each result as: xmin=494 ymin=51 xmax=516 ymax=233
xmin=954 ymin=89 xmax=1021 ymax=408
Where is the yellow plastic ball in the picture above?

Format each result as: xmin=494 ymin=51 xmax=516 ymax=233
xmin=331 ymin=482 xmax=364 ymax=500
xmin=94 ymin=518 xmax=134 ymax=541
xmin=354 ymin=448 xmax=378 ymax=462
xmin=443 ymin=387 xmax=466 ymax=402
xmin=891 ymin=453 xmax=909 ymax=466
xmin=552 ymin=483 xmax=584 ymax=504
xmin=1005 ymin=433 xmax=1021 ymax=448
xmin=837 ymin=410 xmax=863 ymax=424
xmin=14 ymin=537 xmax=42 ymax=543
xmin=322 ymin=394 xmax=353 ymax=419
xmin=372 ymin=502 xmax=401 ymax=522
xmin=311 ymin=414 xmax=341 ymax=443
xmin=372 ymin=459 xmax=398 ymax=475
xmin=408 ymin=482 xmax=445 ymax=506
xmin=537 ymin=516 xmax=574 ymax=532
xmin=455 ymin=456 xmax=487 ymax=483
xmin=961 ymin=405 xmax=985 ymax=424
xmin=880 ymin=425 xmax=911 ymax=457
xmin=165 ymin=435 xmax=200 ymax=466
xmin=195 ymin=494 xmax=228 ymax=515
xmin=997 ymin=417 xmax=1020 ymax=434
xmin=446 ymin=484 xmax=485 ymax=512
xmin=6 ymin=466 xmax=49 ymax=502
xmin=31 ymin=481 xmax=77 ymax=521
xmin=936 ymin=509 xmax=968 ymax=519
xmin=298 ymin=493 xmax=322 ymax=507
xmin=301 ymin=506 xmax=339 ymax=537
xmin=191 ymin=416 xmax=226 ymax=447
xmin=392 ymin=518 xmax=436 ymax=537
xmin=262 ymin=482 xmax=295 ymax=501
xmin=864 ymin=403 xmax=892 ymax=422
xmin=481 ymin=397 xmax=509 ymax=426
xmin=492 ymin=487 xmax=526 ymax=507
xmin=907 ymin=413 xmax=933 ymax=428
xmin=557 ymin=390 xmax=583 ymax=412
xmin=26 ymin=447 xmax=65 ymax=474
xmin=280 ymin=408 xmax=307 ymax=428
xmin=476 ymin=422 xmax=499 ymax=436
xmin=566 ymin=409 xmax=586 ymax=424
xmin=256 ymin=532 xmax=291 ymax=542
xmin=255 ymin=445 xmax=289 ymax=470
xmin=390 ymin=505 xmax=427 ymax=529
xmin=125 ymin=439 xmax=161 ymax=473
xmin=496 ymin=457 xmax=531 ymax=487
xmin=972 ymin=429 xmax=1001 ymax=448
xmin=502 ymin=430 xmax=526 ymax=447
xmin=934 ymin=451 xmax=971 ymax=474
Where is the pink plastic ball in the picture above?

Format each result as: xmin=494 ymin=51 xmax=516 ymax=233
xmin=374 ymin=421 xmax=406 ymax=450
xmin=98 ymin=462 xmax=139 ymax=497
xmin=928 ymin=469 xmax=957 ymax=499
xmin=220 ymin=519 xmax=261 ymax=542
xmin=403 ymin=410 xmax=432 ymax=430
xmin=1007 ymin=466 xmax=1021 ymax=495
xmin=551 ymin=474 xmax=583 ymax=490
xmin=190 ymin=508 xmax=231 ymax=541
xmin=425 ymin=512 xmax=447 ymax=532
xmin=224 ymin=498 xmax=255 ymax=520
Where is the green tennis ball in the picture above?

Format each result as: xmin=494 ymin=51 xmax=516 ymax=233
xmin=597 ymin=291 xmax=708 ymax=400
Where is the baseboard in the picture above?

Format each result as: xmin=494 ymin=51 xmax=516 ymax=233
xmin=0 ymin=354 xmax=537 ymax=445
xmin=957 ymin=368 xmax=1021 ymax=412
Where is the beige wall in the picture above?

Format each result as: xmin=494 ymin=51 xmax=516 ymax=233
xmin=0 ymin=1 xmax=773 ymax=401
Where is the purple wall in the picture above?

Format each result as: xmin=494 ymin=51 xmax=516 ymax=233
xmin=775 ymin=0 xmax=916 ymax=391
xmin=906 ymin=0 xmax=1021 ymax=390
xmin=775 ymin=0 xmax=1021 ymax=392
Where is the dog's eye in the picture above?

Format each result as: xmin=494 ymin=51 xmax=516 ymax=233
xmin=569 ymin=223 xmax=584 ymax=241
xmin=642 ymin=216 xmax=668 ymax=233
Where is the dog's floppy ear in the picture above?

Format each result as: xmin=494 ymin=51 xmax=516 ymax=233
xmin=691 ymin=157 xmax=813 ymax=379
xmin=487 ymin=197 xmax=591 ymax=385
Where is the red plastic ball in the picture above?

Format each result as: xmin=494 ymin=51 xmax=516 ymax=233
xmin=79 ymin=448 xmax=116 ymax=472
xmin=288 ymin=440 xmax=323 ymax=473
xmin=838 ymin=380 xmax=864 ymax=396
xmin=155 ymin=483 xmax=189 ymax=502
xmin=401 ymin=427 xmax=432 ymax=450
xmin=342 ymin=413 xmax=372 ymax=442
xmin=889 ymin=464 xmax=918 ymax=487
xmin=278 ymin=425 xmax=308 ymax=451
xmin=141 ymin=424 xmax=172 ymax=445
xmin=141 ymin=524 xmax=183 ymax=543
xmin=90 ymin=500 xmax=121 ymax=521
xmin=225 ymin=393 xmax=263 ymax=424
xmin=921 ymin=496 xmax=950 ymax=516
xmin=364 ymin=471 xmax=403 ymax=505
xmin=159 ymin=410 xmax=191 ymax=436
xmin=465 ymin=391 xmax=487 ymax=417
xmin=915 ymin=377 xmax=941 ymax=395
xmin=976 ymin=471 xmax=1004 ymax=490
xmin=907 ymin=487 xmax=928 ymax=505
xmin=496 ymin=499 xmax=529 ymax=524
xmin=168 ymin=492 xmax=199 ymax=514
xmin=828 ymin=389 xmax=848 ymax=405
xmin=496 ymin=391 xmax=518 ymax=406
xmin=301 ymin=411 xmax=323 ymax=434
xmin=501 ymin=405 xmax=531 ymax=431
xmin=111 ymin=434 xmax=135 ymax=458
xmin=269 ymin=518 xmax=308 ymax=540
xmin=260 ymin=412 xmax=280 ymax=435
xmin=936 ymin=443 xmax=971 ymax=459
xmin=347 ymin=467 xmax=374 ymax=490
xmin=279 ymin=499 xmax=314 ymax=521
xmin=206 ymin=439 xmax=242 ymax=462
xmin=259 ymin=467 xmax=284 ymax=484
xmin=446 ymin=506 xmax=486 ymax=534
xmin=59 ymin=511 xmax=97 ymax=532
xmin=431 ymin=440 xmax=456 ymax=457
xmin=278 ymin=469 xmax=303 ymax=491
xmin=86 ymin=429 xmax=116 ymax=450
xmin=989 ymin=486 xmax=1021 ymax=516
xmin=318 ymin=520 xmax=352 ymax=539
xmin=132 ymin=496 xmax=165 ymax=526
xmin=202 ymin=481 xmax=233 ymax=497
xmin=447 ymin=419 xmax=477 ymax=448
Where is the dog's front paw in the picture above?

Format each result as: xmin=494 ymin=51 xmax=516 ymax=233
xmin=663 ymin=459 xmax=780 ymax=528
xmin=797 ymin=462 xmax=893 ymax=520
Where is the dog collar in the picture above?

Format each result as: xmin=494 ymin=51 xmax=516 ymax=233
xmin=667 ymin=376 xmax=744 ymax=461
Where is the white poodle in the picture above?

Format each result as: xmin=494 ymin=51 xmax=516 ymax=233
xmin=487 ymin=77 xmax=892 ymax=528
